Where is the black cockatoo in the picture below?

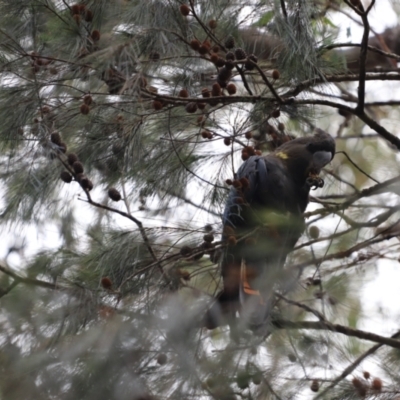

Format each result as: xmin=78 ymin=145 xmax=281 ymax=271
xmin=205 ymin=129 xmax=335 ymax=330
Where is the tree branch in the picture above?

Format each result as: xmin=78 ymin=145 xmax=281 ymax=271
xmin=272 ymin=316 xmax=400 ymax=350
xmin=0 ymin=264 xmax=59 ymax=290
xmin=314 ymin=329 xmax=400 ymax=398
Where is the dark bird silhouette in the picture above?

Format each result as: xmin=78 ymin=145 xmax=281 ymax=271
xmin=204 ymin=129 xmax=335 ymax=331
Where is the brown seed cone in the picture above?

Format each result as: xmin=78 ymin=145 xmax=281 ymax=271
xmin=60 ymin=171 xmax=73 ymax=183
xmin=153 ymin=100 xmax=163 ymax=110
xmin=226 ymin=83 xmax=236 ymax=95
xmin=232 ymin=180 xmax=242 ymax=189
xmin=215 ymin=57 xmax=225 ymax=67
xmin=201 ymin=88 xmax=211 ymax=98
xmin=185 ymin=102 xmax=197 ymax=113
xmin=310 ymin=380 xmax=319 ymax=392
xmin=309 ymin=225 xmax=320 ymax=239
xmin=80 ymin=176 xmax=92 ymax=190
xmin=352 ymin=378 xmax=363 ymax=389
xmin=245 ymin=131 xmax=252 ymax=139
xmin=101 ymin=277 xmax=113 ymax=289
xmin=363 ymin=371 xmax=370 ymax=380
xmin=80 ymin=103 xmax=90 ymax=115
xmin=371 ymin=378 xmax=382 ymax=392
xmin=224 ymin=137 xmax=231 ymax=146
xmin=203 ymin=233 xmax=214 ymax=243
xmin=234 ymin=48 xmax=247 ymax=60
xmin=245 ymin=146 xmax=255 ymax=155
xmin=50 ymin=132 xmax=62 ymax=145
xmin=72 ymin=14 xmax=81 ymax=24
xmin=272 ymin=69 xmax=280 ymax=79
xmin=271 ymin=109 xmax=280 ymax=118
xmin=198 ymin=45 xmax=209 ymax=55
xmin=198 ymin=102 xmax=206 ymax=110
xmin=83 ymin=95 xmax=92 ymax=105
xmin=226 ymin=51 xmax=235 ymax=61
xmin=78 ymin=4 xmax=86 ymax=13
xmin=179 ymin=4 xmax=190 ymax=16
xmin=157 ymin=353 xmax=168 ymax=365
xmin=210 ymin=54 xmax=219 ymax=64
xmin=91 ymin=30 xmax=100 ymax=41
xmin=225 ymin=179 xmax=233 ymax=185
xmin=241 ymin=151 xmax=249 ymax=161
xmin=180 ymin=246 xmax=192 ymax=257
xmin=244 ymin=59 xmax=255 ymax=70
xmin=84 ymin=9 xmax=93 ymax=22
xmin=201 ymin=131 xmax=209 ymax=139
xmin=208 ymin=19 xmax=217 ymax=29
xmin=67 ymin=153 xmax=79 ymax=166
xmin=212 ymin=45 xmax=220 ymax=53
xmin=108 ymin=187 xmax=121 ymax=201
xmin=190 ymin=39 xmax=201 ymax=51
xmin=224 ymin=36 xmax=235 ymax=49
xmin=179 ymin=89 xmax=189 ymax=98
xmin=211 ymin=82 xmax=221 ymax=97
xmin=73 ymin=161 xmax=84 ymax=174
xmin=70 ymin=4 xmax=80 ymax=15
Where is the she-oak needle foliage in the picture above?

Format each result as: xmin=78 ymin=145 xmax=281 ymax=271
xmin=1 ymin=0 xmax=400 ymax=399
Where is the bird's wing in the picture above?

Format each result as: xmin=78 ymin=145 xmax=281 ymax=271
xmin=222 ymin=156 xmax=305 ymax=329
xmin=222 ymin=155 xmax=268 ymax=232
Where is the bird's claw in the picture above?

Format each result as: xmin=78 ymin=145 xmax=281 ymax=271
xmin=306 ymin=175 xmax=324 ymax=190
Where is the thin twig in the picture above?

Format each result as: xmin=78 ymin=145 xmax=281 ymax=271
xmin=273 ymin=298 xmax=400 ymax=350
xmin=0 ymin=264 xmax=59 ymax=290
xmin=355 ymin=0 xmax=375 ymax=112
xmin=321 ymin=42 xmax=400 ymax=62
xmin=314 ymin=329 xmax=400 ymax=398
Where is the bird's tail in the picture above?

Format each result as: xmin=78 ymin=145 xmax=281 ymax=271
xmin=202 ymin=261 xmax=273 ymax=331
xmin=202 ymin=289 xmax=239 ymax=330
xmin=239 ymin=260 xmax=272 ymax=331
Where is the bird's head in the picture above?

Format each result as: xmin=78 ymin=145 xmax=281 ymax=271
xmin=273 ymin=129 xmax=335 ymax=186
